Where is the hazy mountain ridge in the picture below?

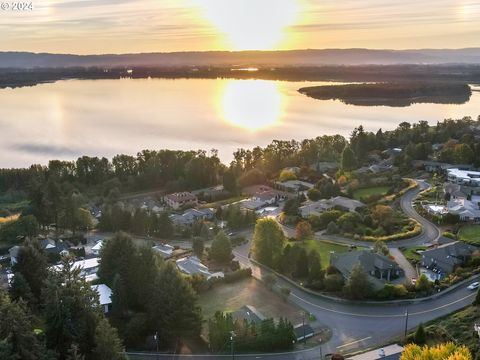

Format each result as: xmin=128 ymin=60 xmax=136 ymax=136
xmin=1 ymin=48 xmax=480 ymax=68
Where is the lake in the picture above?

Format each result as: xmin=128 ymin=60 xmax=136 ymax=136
xmin=1 ymin=78 xmax=479 ymax=167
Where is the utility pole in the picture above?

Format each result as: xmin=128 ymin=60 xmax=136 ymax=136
xmin=230 ymin=331 xmax=236 ymax=360
xmin=302 ymin=311 xmax=307 ymax=345
xmin=404 ymin=308 xmax=409 ymax=339
xmin=319 ymin=339 xmax=323 ymax=360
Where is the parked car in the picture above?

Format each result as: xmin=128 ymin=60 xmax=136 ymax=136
xmin=467 ymin=282 xmax=479 ymax=290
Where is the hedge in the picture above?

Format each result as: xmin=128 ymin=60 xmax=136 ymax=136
xmin=361 ymin=220 xmax=422 ymax=242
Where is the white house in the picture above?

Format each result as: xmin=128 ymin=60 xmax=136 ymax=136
xmin=91 ymin=240 xmax=104 ymax=256
xmin=447 ymin=168 xmax=480 ymax=187
xmin=91 ymin=284 xmax=112 ymax=314
xmin=52 ymin=257 xmax=100 ymax=282
xmin=447 ymin=198 xmax=480 ymax=221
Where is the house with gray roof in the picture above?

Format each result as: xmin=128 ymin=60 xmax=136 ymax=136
xmin=152 ymin=243 xmax=175 ymax=258
xmin=170 ymin=208 xmax=215 ymax=226
xmin=232 ymin=305 xmax=265 ymax=324
xmin=421 ymin=241 xmax=475 ymax=275
xmin=331 ymin=250 xmax=403 ymax=283
xmin=176 ymin=256 xmax=224 ymax=280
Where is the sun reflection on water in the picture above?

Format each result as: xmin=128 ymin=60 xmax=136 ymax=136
xmin=219 ymin=80 xmax=285 ymax=131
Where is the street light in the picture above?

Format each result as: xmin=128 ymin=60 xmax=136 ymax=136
xmin=230 ymin=331 xmax=236 ymax=360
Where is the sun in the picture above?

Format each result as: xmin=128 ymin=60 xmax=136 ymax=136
xmin=194 ymin=0 xmax=298 ymax=50
xmin=219 ymin=80 xmax=284 ymax=130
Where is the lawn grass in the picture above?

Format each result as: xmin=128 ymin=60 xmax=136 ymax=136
xmin=299 ymin=239 xmax=351 ymax=269
xmin=198 ymin=278 xmax=303 ymax=323
xmin=353 ymin=186 xmax=390 ymax=200
xmin=401 ymin=246 xmax=427 ymax=264
xmin=458 ymin=225 xmax=480 ymax=246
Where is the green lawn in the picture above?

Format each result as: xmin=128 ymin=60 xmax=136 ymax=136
xmin=299 ymin=239 xmax=351 ymax=269
xmin=401 ymin=246 xmax=427 ymax=264
xmin=458 ymin=225 xmax=480 ymax=245
xmin=353 ymin=186 xmax=390 ymax=200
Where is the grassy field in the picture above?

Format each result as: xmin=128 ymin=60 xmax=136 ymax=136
xmin=353 ymin=186 xmax=390 ymax=200
xmin=198 ymin=278 xmax=303 ymax=323
xmin=458 ymin=225 xmax=480 ymax=245
xmin=421 ymin=305 xmax=480 ymax=357
xmin=401 ymin=246 xmax=427 ymax=264
xmin=300 ymin=239 xmax=351 ymax=269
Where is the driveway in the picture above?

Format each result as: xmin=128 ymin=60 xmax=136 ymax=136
xmin=389 ymin=247 xmax=417 ymax=282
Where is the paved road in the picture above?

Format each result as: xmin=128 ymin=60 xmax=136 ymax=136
xmin=389 ymin=248 xmax=417 ymax=281
xmin=126 ymin=179 xmax=472 ymax=359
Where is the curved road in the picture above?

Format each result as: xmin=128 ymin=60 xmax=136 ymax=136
xmin=127 ymin=180 xmax=473 ymax=360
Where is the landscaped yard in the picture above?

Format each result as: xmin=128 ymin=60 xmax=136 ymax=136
xmin=353 ymin=186 xmax=390 ymax=200
xmin=198 ymin=278 xmax=303 ymax=323
xmin=401 ymin=246 xmax=427 ymax=264
xmin=299 ymin=239 xmax=352 ymax=269
xmin=458 ymin=225 xmax=480 ymax=245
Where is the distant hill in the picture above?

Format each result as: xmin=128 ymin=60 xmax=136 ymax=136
xmin=1 ymin=48 xmax=480 ymax=68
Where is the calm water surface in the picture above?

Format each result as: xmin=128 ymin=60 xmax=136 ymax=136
xmin=1 ymin=78 xmax=479 ymax=167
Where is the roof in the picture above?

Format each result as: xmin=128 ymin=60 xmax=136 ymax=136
xmin=176 ymin=256 xmax=210 ymax=276
xmin=347 ymin=344 xmax=404 ymax=360
xmin=331 ymin=250 xmax=399 ymax=278
xmin=152 ymin=243 xmax=174 ymax=258
xmin=231 ymin=305 xmax=265 ymax=324
xmin=164 ymin=192 xmax=197 ymax=203
xmin=277 ymin=180 xmax=314 ymax=191
xmin=293 ymin=324 xmax=314 ymax=341
xmin=91 ymin=284 xmax=112 ymax=306
xmin=91 ymin=240 xmax=104 ymax=252
xmin=331 ymin=196 xmax=365 ymax=211
xmin=422 ymin=241 xmax=475 ymax=271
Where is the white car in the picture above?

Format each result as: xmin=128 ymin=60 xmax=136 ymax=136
xmin=467 ymin=282 xmax=479 ymax=290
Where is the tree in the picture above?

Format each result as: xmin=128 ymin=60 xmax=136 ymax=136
xmin=192 ymin=237 xmax=204 ymax=258
xmin=252 ymin=218 xmax=286 ymax=269
xmin=474 ymin=287 xmax=480 ymax=305
xmin=13 ymin=239 xmax=48 ymax=302
xmin=279 ymin=169 xmax=297 ymax=182
xmin=371 ymin=205 xmax=395 ymax=231
xmin=0 ymin=290 xmax=54 ymax=360
xmin=307 ymin=188 xmax=321 ymax=201
xmin=308 ymin=251 xmax=324 ymax=288
xmin=92 ymin=317 xmax=126 ymax=360
xmin=147 ymin=262 xmax=202 ymax=347
xmin=373 ymin=240 xmax=389 ymax=256
xmin=343 ymin=264 xmax=372 ymax=300
xmin=9 ymin=273 xmax=34 ymax=306
xmin=415 ymin=274 xmax=432 ymax=294
xmin=223 ymin=170 xmax=238 ymax=194
xmin=295 ymin=248 xmax=309 ymax=278
xmin=111 ymin=274 xmax=128 ymax=319
xmin=341 ymin=146 xmax=357 ymax=171
xmin=295 ymin=220 xmax=313 ymax=241
xmin=326 ymin=221 xmax=339 ymax=234
xmin=400 ymin=343 xmax=472 ymax=360
xmin=210 ymin=231 xmax=232 ymax=263
xmin=414 ymin=323 xmax=426 ymax=345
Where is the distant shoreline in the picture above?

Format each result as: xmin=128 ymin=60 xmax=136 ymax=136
xmin=298 ymin=82 xmax=472 ymax=107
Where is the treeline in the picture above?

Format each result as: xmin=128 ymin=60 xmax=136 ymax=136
xmin=208 ymin=312 xmax=295 ymax=353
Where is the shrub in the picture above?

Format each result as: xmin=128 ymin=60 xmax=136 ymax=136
xmin=324 ymin=274 xmax=344 ymax=292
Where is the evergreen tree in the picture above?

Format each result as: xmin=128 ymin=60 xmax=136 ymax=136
xmin=210 ymin=231 xmax=232 ymax=263
xmin=414 ymin=323 xmax=426 ymax=345
xmin=341 ymin=146 xmax=357 ymax=171
xmin=147 ymin=262 xmax=202 ymax=347
xmin=295 ymin=248 xmax=309 ymax=278
xmin=9 ymin=272 xmax=34 ymax=306
xmin=252 ymin=218 xmax=286 ymax=269
xmin=474 ymin=287 xmax=480 ymax=306
xmin=192 ymin=237 xmax=204 ymax=258
xmin=92 ymin=318 xmax=126 ymax=360
xmin=308 ymin=251 xmax=324 ymax=287
xmin=111 ymin=274 xmax=128 ymax=319
xmin=343 ymin=264 xmax=372 ymax=300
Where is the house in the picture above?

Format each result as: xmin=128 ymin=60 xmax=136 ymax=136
xmin=447 ymin=168 xmax=480 ymax=187
xmin=52 ymin=257 xmax=100 ymax=282
xmin=447 ymin=198 xmax=480 ymax=221
xmin=91 ymin=284 xmax=112 ymax=314
xmin=91 ymin=240 xmax=105 ymax=256
xmin=421 ymin=241 xmax=475 ymax=275
xmin=232 ymin=305 xmax=265 ymax=324
xmin=170 ymin=208 xmax=215 ymax=226
xmin=164 ymin=192 xmax=198 ymax=210
xmin=8 ymin=245 xmax=20 ymax=265
xmin=444 ymin=183 xmax=468 ymax=200
xmin=152 ymin=243 xmax=175 ymax=258
xmin=299 ymin=196 xmax=365 ymax=218
xmin=175 ymin=256 xmax=224 ymax=280
xmin=347 ymin=344 xmax=404 ymax=360
xmin=310 ymin=161 xmax=339 ymax=174
xmin=382 ymin=148 xmax=402 ymax=157
xmin=331 ymin=250 xmax=403 ymax=283
xmin=368 ymin=164 xmax=393 ymax=174
xmin=293 ymin=323 xmax=315 ymax=342
xmin=275 ymin=180 xmax=314 ymax=194
xmin=252 ymin=190 xmax=286 ymax=204
xmin=39 ymin=238 xmax=70 ymax=257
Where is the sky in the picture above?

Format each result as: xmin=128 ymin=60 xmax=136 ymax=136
xmin=0 ymin=0 xmax=479 ymax=54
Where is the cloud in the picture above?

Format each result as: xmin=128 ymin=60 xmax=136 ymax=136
xmin=11 ymin=143 xmax=81 ymax=157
